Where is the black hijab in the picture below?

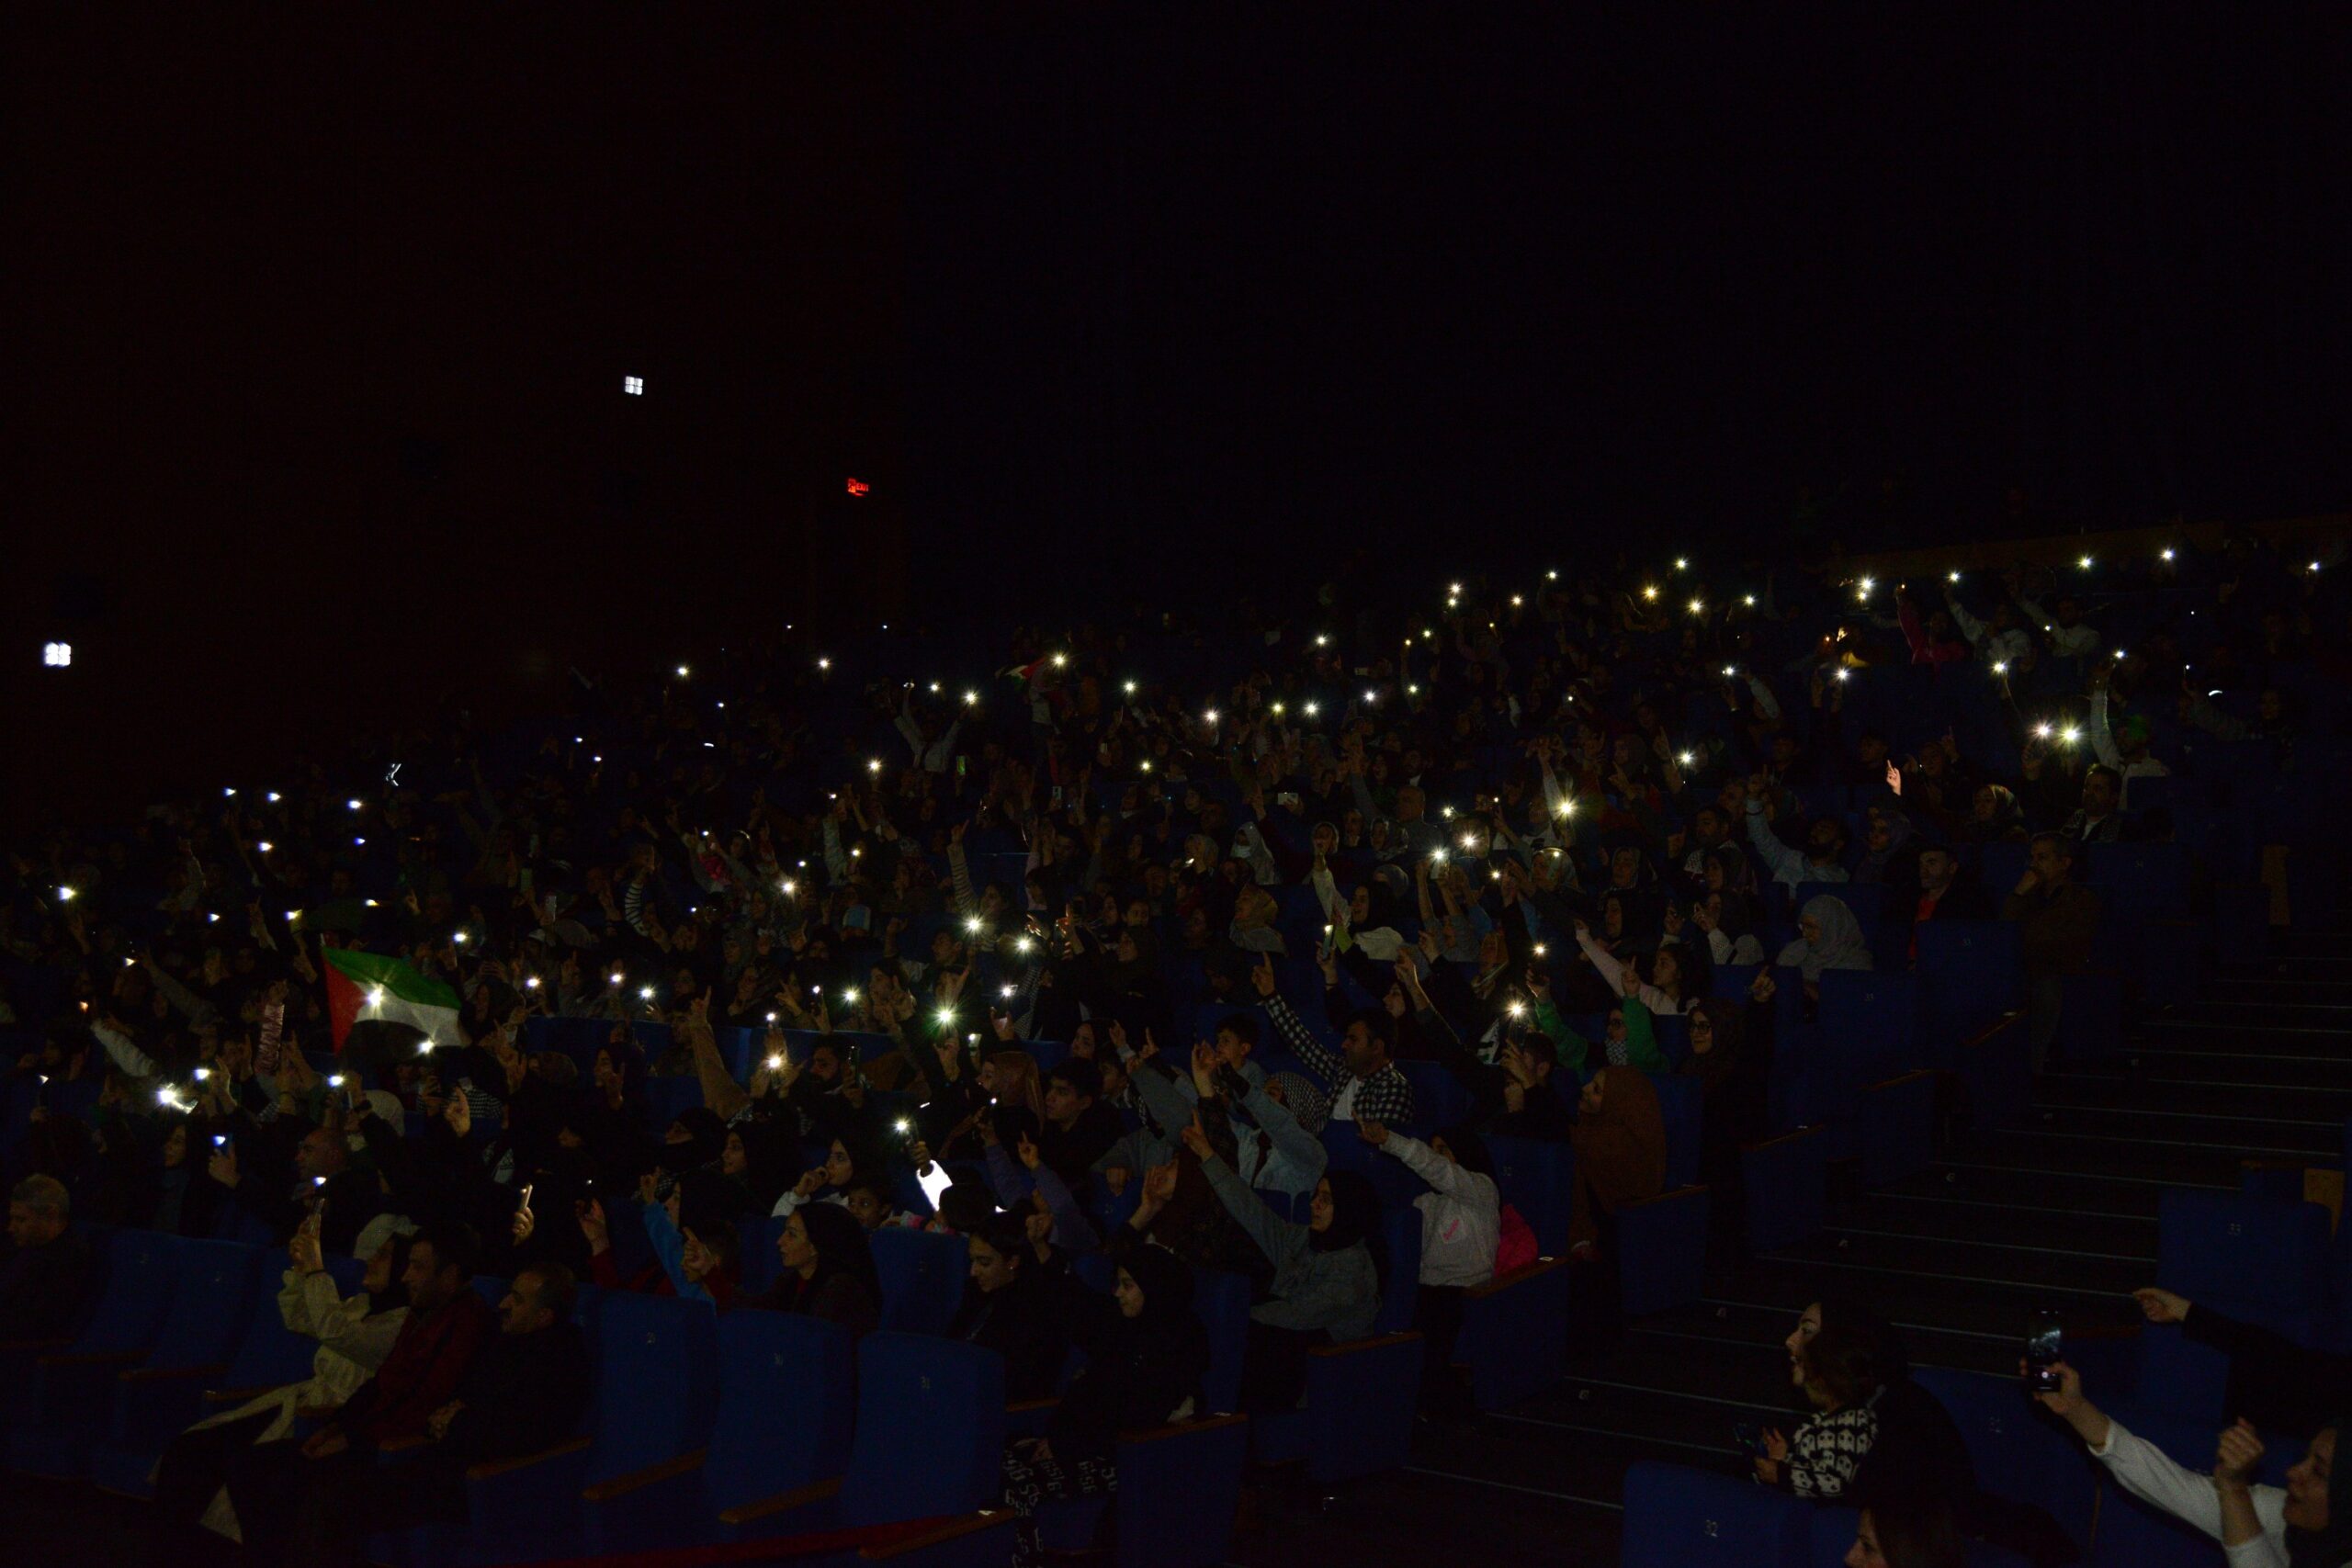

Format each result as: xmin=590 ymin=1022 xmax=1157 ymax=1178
xmin=797 ymin=1199 xmax=882 ymax=1306
xmin=1311 ymin=1170 xmax=1380 ymax=1255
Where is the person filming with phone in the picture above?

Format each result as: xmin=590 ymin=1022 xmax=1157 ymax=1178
xmin=2030 ymin=1358 xmax=2352 ymax=1564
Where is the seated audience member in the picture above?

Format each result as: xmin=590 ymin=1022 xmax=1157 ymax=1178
xmin=2003 ymin=832 xmax=2101 ymax=1066
xmin=1899 ymin=841 xmax=1995 ymax=958
xmin=1 ymin=1173 xmax=96 ymax=1341
xmin=2059 ymin=763 xmax=2129 ymax=844
xmin=1256 ymin=954 xmax=1416 ymax=1124
xmin=1566 ymin=1065 xmax=1667 ymax=1260
xmin=2031 ymin=1359 xmax=2352 ymax=1565
xmin=1843 ymin=1472 xmax=1968 ymax=1568
xmin=1361 ymin=1118 xmax=1498 ymax=1411
xmin=1000 ymin=1244 xmax=1208 ymax=1568
xmin=947 ymin=1214 xmax=1070 ymax=1404
xmin=566 ymin=1182 xmax=735 ymax=1305
xmin=1758 ymin=1312 xmax=1882 ymax=1500
xmin=1777 ymin=894 xmax=1876 ymax=997
xmin=1677 ymin=987 xmax=1772 ymax=1233
xmin=1038 ymin=1056 xmax=1123 ymax=1192
xmin=1745 ymin=778 xmax=1852 ymax=889
xmin=210 ymin=1118 xmax=384 ymax=1255
xmin=1182 ymin=1131 xmax=1382 ymax=1411
xmin=2136 ymin=1285 xmax=2352 ymax=1439
xmin=218 ymin=1221 xmax=497 ymax=1564
xmin=748 ymin=1200 xmax=882 ymax=1337
xmin=153 ymin=1219 xmax=416 ymax=1549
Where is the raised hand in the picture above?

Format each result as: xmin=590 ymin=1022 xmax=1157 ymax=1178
xmin=1356 ymin=1117 xmax=1389 ymax=1147
xmin=1015 ymin=1131 xmax=1042 ymax=1171
xmin=576 ymin=1199 xmax=610 ymax=1253
xmin=1179 ymin=1109 xmax=1213 ymax=1160
xmin=1140 ymin=1157 xmax=1181 ymax=1206
xmin=1251 ymin=953 xmax=1276 ymax=998
xmin=2214 ymin=1420 xmax=2264 ymax=1489
xmin=2132 ymin=1287 xmax=2190 ymax=1325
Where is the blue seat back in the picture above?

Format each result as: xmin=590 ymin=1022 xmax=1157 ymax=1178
xmin=1621 ymin=1461 xmax=1808 ymax=1567
xmin=1644 ymin=1073 xmax=1705 ymax=1190
xmin=701 ymin=1311 xmax=855 ymax=1515
xmin=1914 ymin=1368 xmax=2097 ymax=1551
xmin=589 ymin=1293 xmax=721 ymax=1483
xmin=2158 ymin=1191 xmax=2331 ymax=1314
xmin=147 ymin=1239 xmax=266 ymax=1371
xmin=1396 ymin=1060 xmax=1472 ymax=1131
xmin=1487 ymin=1134 xmax=1574 ymax=1256
xmin=1974 ymin=841 xmax=2028 ymax=895
xmin=871 ymin=1226 xmax=966 ymax=1336
xmin=837 ymin=1334 xmax=1006 ymax=1528
xmin=1193 ymin=1268 xmax=1252 ymax=1414
xmin=737 ymin=1213 xmax=786 ymax=1294
xmin=76 ymin=1230 xmax=182 ymax=1356
xmin=1917 ymin=921 xmax=2023 ymax=1069
xmin=1376 ymin=1206 xmax=1420 ymax=1336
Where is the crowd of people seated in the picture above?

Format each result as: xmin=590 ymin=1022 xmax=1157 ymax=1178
xmin=0 ymin=523 xmax=2343 ymax=1565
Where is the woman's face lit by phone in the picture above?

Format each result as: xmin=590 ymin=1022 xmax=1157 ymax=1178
xmin=1786 ymin=1302 xmax=1824 ymax=1384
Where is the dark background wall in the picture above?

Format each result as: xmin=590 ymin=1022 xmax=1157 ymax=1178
xmin=8 ymin=5 xmax=2350 ymax=829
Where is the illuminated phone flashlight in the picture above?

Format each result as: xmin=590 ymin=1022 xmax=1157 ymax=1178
xmin=366 ymin=987 xmax=385 ymax=1008
xmin=1430 ymin=848 xmax=1449 ymax=864
xmin=1442 ymin=805 xmax=1456 ymax=819
xmin=208 ymin=912 xmax=220 ymax=923
xmin=1642 ymin=585 xmax=1658 ymax=601
xmin=1674 ymin=558 xmax=1689 ymax=572
xmin=1546 ymin=569 xmax=1558 ymax=581
xmin=842 ymin=988 xmax=860 ymax=1005
xmin=452 ymin=931 xmax=468 ymax=945
xmin=213 ymin=1134 xmax=227 ymax=1147
xmin=1555 ymin=799 xmax=1577 ymax=818
xmin=1532 ymin=942 xmax=1548 ymax=958
xmin=1687 ymin=598 xmax=1703 ymax=615
xmin=125 ymin=956 xmax=137 ymax=968
xmin=2077 ymin=555 xmax=2094 ymax=570
xmin=525 ymin=976 xmax=541 ymax=990
xmin=1459 ymin=832 xmax=1476 ymax=851
xmin=266 ymin=791 xmax=281 ymax=803
xmin=2161 ymin=547 xmax=2176 ymax=561
xmin=1303 ymin=702 xmax=1319 ymax=717
xmin=609 ymin=972 xmax=624 ymax=986
xmin=1742 ymin=594 xmax=1757 ymax=607
xmin=639 ymin=986 xmax=655 ymax=1000
xmin=2034 ymin=723 xmax=2053 ymax=739
xmin=766 ymin=1054 xmax=784 ymax=1069
xmin=963 ymin=689 xmax=978 ymax=705
xmin=2060 ymin=727 xmax=2082 ymax=745
xmin=193 ymin=1066 xmax=211 ymax=1082
xmin=1678 ymin=751 xmax=1695 ymax=767
xmin=313 ymin=1176 xmax=326 ymax=1190
xmin=1271 ymin=701 xmax=1285 ymax=716
xmin=675 ymin=664 xmax=690 ymax=679
xmin=257 ymin=840 xmax=274 ymax=852
xmin=1314 ymin=633 xmax=1330 ymax=647
xmin=1507 ymin=1000 xmax=1528 ymax=1019
xmin=1050 ymin=652 xmax=1069 ymax=669
xmin=57 ymin=886 xmax=74 ymax=903
xmin=1000 ymin=984 xmax=1015 ymax=999
xmin=1139 ymin=760 xmax=1153 ymax=772
xmin=329 ymin=1074 xmax=345 ymax=1089
xmin=817 ymin=657 xmax=831 ymax=671
xmin=1203 ymin=707 xmax=1219 ymax=724
xmin=1836 ymin=670 xmax=1851 ymax=682
xmin=1510 ymin=594 xmax=1523 ymax=608
xmin=965 ymin=916 xmax=985 ymax=935
xmin=347 ymin=799 xmax=362 ymax=811
xmin=1992 ymin=661 xmax=2008 ymax=675
xmin=1013 ymin=936 xmax=1033 ymax=954
xmin=935 ymin=1008 xmax=956 ymax=1027
xmin=1363 ymin=688 xmax=1378 ymax=705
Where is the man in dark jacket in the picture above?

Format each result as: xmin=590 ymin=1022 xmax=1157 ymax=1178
xmin=210 ymin=1121 xmax=384 ymax=1255
xmin=1 ymin=1175 xmax=96 ymax=1341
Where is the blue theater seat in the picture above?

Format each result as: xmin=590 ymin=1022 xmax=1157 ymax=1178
xmin=6 ymin=1229 xmax=183 ymax=1477
xmin=1741 ymin=1127 xmax=1826 ymax=1252
xmin=86 ymin=1238 xmax=268 ymax=1495
xmin=873 ymin=1226 xmax=967 ymax=1337
xmin=2156 ymin=1190 xmax=2331 ymax=1317
xmin=1916 ymin=920 xmax=2023 ymax=1070
xmin=1621 ymin=1461 xmax=1808 ymax=1567
xmin=1913 ymin=1367 xmax=2098 ymax=1555
xmin=1456 ymin=1258 xmax=1572 ymax=1409
xmin=582 ymin=1310 xmax=855 ymax=1552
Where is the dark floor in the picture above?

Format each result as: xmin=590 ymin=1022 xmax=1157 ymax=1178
xmin=4 ymin=1466 xmax=1620 ymax=1568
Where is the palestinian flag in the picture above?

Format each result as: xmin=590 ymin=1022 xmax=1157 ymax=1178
xmin=322 ymin=948 xmax=461 ymax=1052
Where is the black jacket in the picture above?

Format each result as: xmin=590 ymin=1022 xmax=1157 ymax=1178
xmin=945 ymin=1269 xmax=1068 ymax=1403
xmin=440 ymin=1319 xmax=593 ymax=1464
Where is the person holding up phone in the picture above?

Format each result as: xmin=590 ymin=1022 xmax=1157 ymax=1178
xmin=2030 ymin=1359 xmax=2352 ymax=1565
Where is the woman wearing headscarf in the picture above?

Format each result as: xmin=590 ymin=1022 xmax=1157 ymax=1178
xmin=1951 ymin=783 xmax=2028 ymax=847
xmin=577 ymin=1037 xmax=655 ymax=1191
xmin=748 ymin=1200 xmax=882 ymax=1337
xmin=1677 ymin=992 xmax=1770 ymax=1242
xmin=1184 ymin=1128 xmax=1383 ymax=1412
xmin=1000 ymin=1243 xmax=1211 ymax=1568
xmin=2032 ymin=1359 xmax=2352 ymax=1568
xmin=1566 ymin=1065 xmax=1668 ymax=1259
xmin=152 ymin=1223 xmax=416 ymax=1551
xmin=1777 ymin=894 xmax=1875 ymax=998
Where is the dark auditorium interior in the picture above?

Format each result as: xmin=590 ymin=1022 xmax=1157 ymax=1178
xmin=6 ymin=8 xmax=2352 ymax=1568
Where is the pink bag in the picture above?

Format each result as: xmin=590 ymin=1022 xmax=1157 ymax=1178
xmin=1495 ymin=1202 xmax=1539 ymax=1276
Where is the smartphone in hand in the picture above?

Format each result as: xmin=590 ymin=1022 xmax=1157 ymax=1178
xmin=2023 ymin=1310 xmax=2064 ymax=1393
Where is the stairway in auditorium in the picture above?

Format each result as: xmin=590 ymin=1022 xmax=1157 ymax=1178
xmin=1232 ymin=933 xmax=2352 ymax=1566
